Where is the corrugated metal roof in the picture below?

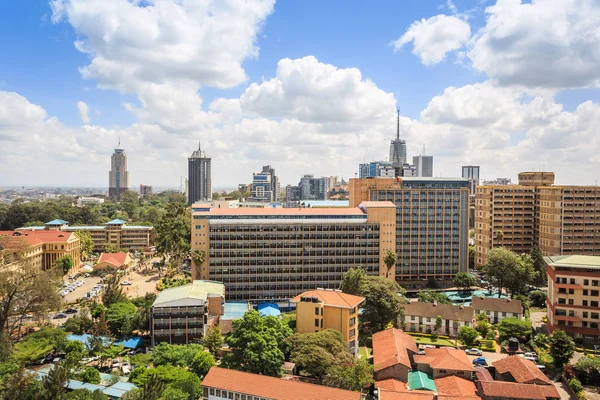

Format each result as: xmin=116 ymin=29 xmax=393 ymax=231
xmin=408 ymin=371 xmax=437 ymax=392
xmin=545 ymin=255 xmax=600 ymax=268
xmin=153 ymin=280 xmax=225 ymax=307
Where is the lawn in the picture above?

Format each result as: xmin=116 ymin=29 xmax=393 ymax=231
xmin=358 ymin=347 xmax=372 ymax=359
xmin=407 ymin=334 xmax=456 ymax=348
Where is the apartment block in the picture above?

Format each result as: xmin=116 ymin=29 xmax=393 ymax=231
xmin=471 ymin=297 xmax=523 ymax=324
xmin=191 ymin=201 xmax=396 ymax=304
xmin=291 ymin=288 xmax=364 ymax=354
xmin=545 ymin=255 xmax=600 ymax=343
xmin=350 ymin=177 xmax=470 ymax=289
xmin=151 ymin=280 xmax=225 ymax=346
xmin=402 ymin=302 xmax=475 ymax=337
xmin=475 ymin=171 xmax=600 ymax=267
xmin=18 ymin=219 xmax=152 ymax=252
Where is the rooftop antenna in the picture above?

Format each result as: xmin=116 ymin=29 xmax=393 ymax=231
xmin=396 ymin=108 xmax=400 ymax=140
xmin=118 ymin=136 xmax=121 ymax=147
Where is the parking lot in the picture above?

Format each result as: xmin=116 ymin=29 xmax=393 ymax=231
xmin=62 ymin=275 xmax=104 ymax=305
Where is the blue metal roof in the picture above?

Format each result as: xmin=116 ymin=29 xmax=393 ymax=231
xmin=67 ymin=334 xmax=112 ymax=347
xmin=222 ymin=301 xmax=250 ymax=320
xmin=46 ymin=219 xmax=69 ymax=225
xmin=106 ymin=219 xmax=126 ymax=225
xmin=257 ymin=303 xmax=281 ymax=317
xmin=114 ymin=337 xmax=143 ymax=349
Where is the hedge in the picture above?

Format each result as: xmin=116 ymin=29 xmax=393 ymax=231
xmin=406 ymin=332 xmax=450 ymax=340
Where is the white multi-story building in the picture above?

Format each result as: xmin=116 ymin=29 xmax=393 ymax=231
xmin=471 ymin=296 xmax=523 ymax=324
xmin=402 ymin=302 xmax=475 ymax=337
xmin=76 ymin=197 xmax=105 ymax=206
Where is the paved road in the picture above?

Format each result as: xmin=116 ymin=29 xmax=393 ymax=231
xmin=62 ymin=276 xmax=103 ymax=305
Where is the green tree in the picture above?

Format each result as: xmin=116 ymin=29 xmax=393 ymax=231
xmin=496 ymin=317 xmax=533 ymax=341
xmin=494 ymin=230 xmax=504 ymax=243
xmin=324 ymin=358 xmax=374 ymax=391
xmin=106 ymin=302 xmax=137 ymax=337
xmin=0 ymin=365 xmax=43 ymax=400
xmin=530 ymin=245 xmax=547 ymax=287
xmin=383 ymin=249 xmax=397 ymax=279
xmin=340 ymin=267 xmax=367 ymax=296
xmin=130 ymin=365 xmax=200 ymax=398
xmin=454 ymin=272 xmax=477 ymax=291
xmin=61 ymin=389 xmax=109 ymax=400
xmin=457 ymin=326 xmax=479 ymax=346
xmin=152 ymin=343 xmax=204 ymax=367
xmin=434 ymin=315 xmax=443 ymax=334
xmin=91 ymin=312 xmax=111 ymax=337
xmin=417 ymin=290 xmax=452 ymax=305
xmin=102 ymin=273 xmax=127 ymax=307
xmin=361 ymin=276 xmax=406 ymax=332
xmin=104 ymin=244 xmax=118 ymax=253
xmin=41 ymin=362 xmax=69 ymax=400
xmin=190 ymin=351 xmax=215 ymax=378
xmin=155 ymin=203 xmax=191 ymax=274
xmin=56 ymin=255 xmax=74 ymax=275
xmin=79 ymin=367 xmax=101 ymax=384
xmin=549 ymin=329 xmax=575 ymax=368
xmin=65 ymin=340 xmax=87 ymax=365
xmin=191 ymin=249 xmax=205 ymax=273
xmin=475 ymin=318 xmax=491 ymax=338
xmin=203 ymin=324 xmax=224 ymax=356
xmin=64 ymin=314 xmax=94 ymax=335
xmin=131 ymin=293 xmax=157 ymax=334
xmin=290 ymin=330 xmax=352 ymax=382
xmin=158 ymin=387 xmax=188 ymax=400
xmin=223 ymin=310 xmax=291 ymax=377
xmin=90 ymin=303 xmax=106 ymax=319
xmin=528 ymin=290 xmax=547 ymax=308
xmin=485 ymin=247 xmax=534 ymax=297
xmin=75 ymin=230 xmax=94 ymax=261
xmin=12 ymin=327 xmax=68 ymax=363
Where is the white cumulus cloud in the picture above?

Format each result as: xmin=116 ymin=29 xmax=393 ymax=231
xmin=393 ymin=14 xmax=471 ymax=65
xmin=77 ymin=101 xmax=90 ymax=124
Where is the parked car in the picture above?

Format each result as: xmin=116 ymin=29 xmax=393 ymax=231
xmin=465 ymin=348 xmax=483 ymax=356
xmin=112 ymin=359 xmax=120 ymax=369
xmin=120 ymin=280 xmax=132 ymax=286
xmin=64 ymin=308 xmax=78 ymax=314
xmin=53 ymin=313 xmax=67 ymax=319
xmin=472 ymin=357 xmax=488 ymax=366
xmin=523 ymin=352 xmax=538 ymax=359
xmin=536 ymin=365 xmax=546 ymax=371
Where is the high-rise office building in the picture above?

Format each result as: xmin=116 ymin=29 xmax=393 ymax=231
xmin=190 ymin=201 xmax=396 ymax=303
xmin=389 ymin=109 xmax=407 ymax=165
xmin=462 ymin=166 xmax=480 ymax=196
xmin=299 ymin=174 xmax=330 ymax=200
xmin=139 ymin=184 xmax=152 ymax=196
xmin=108 ymin=142 xmax=129 ymax=200
xmin=350 ymin=177 xmax=470 ymax=289
xmin=250 ymin=165 xmax=279 ymax=202
xmin=413 ymin=156 xmax=433 ymax=177
xmin=188 ymin=142 xmax=211 ymax=205
xmin=358 ymin=161 xmax=395 ymax=178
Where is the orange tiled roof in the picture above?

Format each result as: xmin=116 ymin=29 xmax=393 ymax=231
xmin=434 ymin=375 xmax=479 ymax=398
xmin=194 ymin=207 xmax=365 ymax=216
xmin=290 ymin=289 xmax=365 ymax=309
xmin=358 ymin=201 xmax=397 ymax=208
xmin=479 ymin=381 xmax=548 ymax=400
xmin=372 ymin=328 xmax=418 ymax=372
xmin=201 ymin=367 xmax=360 ymax=400
xmin=379 ymin=389 xmax=435 ymax=400
xmin=20 ymin=230 xmax=76 ymax=243
xmin=419 ymin=347 xmax=474 ymax=372
xmin=493 ymin=356 xmax=551 ymax=384
xmin=97 ymin=252 xmax=130 ymax=267
xmin=375 ymin=379 xmax=409 ymax=392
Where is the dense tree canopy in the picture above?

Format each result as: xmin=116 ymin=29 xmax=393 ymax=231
xmin=56 ymin=255 xmax=74 ymax=275
xmin=203 ymin=324 xmax=224 ymax=356
xmin=340 ymin=267 xmax=367 ymax=296
xmin=484 ymin=248 xmax=535 ymax=297
xmin=549 ymin=329 xmax=575 ymax=367
xmin=417 ymin=290 xmax=452 ymax=305
xmin=496 ymin=317 xmax=533 ymax=341
xmin=152 ymin=343 xmax=204 ymax=367
xmin=290 ymin=329 xmax=352 ymax=382
xmin=457 ymin=326 xmax=479 ymax=346
xmin=361 ymin=276 xmax=406 ymax=333
xmin=106 ymin=302 xmax=138 ymax=337
xmin=454 ymin=272 xmax=478 ymax=291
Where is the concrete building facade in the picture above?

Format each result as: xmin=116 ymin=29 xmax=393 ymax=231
xmin=188 ymin=143 xmax=212 ymax=205
xmin=350 ymin=177 xmax=470 ymax=289
xmin=191 ymin=201 xmax=396 ymax=303
xmin=250 ymin=165 xmax=279 ymax=202
xmin=108 ymin=145 xmax=129 ymax=201
xmin=413 ymin=156 xmax=433 ymax=177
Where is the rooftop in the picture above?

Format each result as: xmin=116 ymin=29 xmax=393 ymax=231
xmin=153 ymin=280 xmax=225 ymax=307
xmin=106 ymin=219 xmax=127 ymax=225
xmin=358 ymin=201 xmax=397 ymax=209
xmin=471 ymin=296 xmax=523 ymax=314
xmin=493 ymin=356 xmax=552 ymax=384
xmin=290 ymin=288 xmax=365 ymax=309
xmin=192 ymin=206 xmax=366 ymax=217
xmin=414 ymin=347 xmax=474 ymax=372
xmin=404 ymin=302 xmax=475 ymax=322
xmin=46 ymin=219 xmax=69 ymax=225
xmin=97 ymin=252 xmax=131 ymax=267
xmin=372 ymin=328 xmax=418 ymax=371
xmin=545 ymin=255 xmax=600 ymax=269
xmin=201 ymin=367 xmax=360 ymax=400
xmin=434 ymin=375 xmax=479 ymax=399
xmin=408 ymin=371 xmax=437 ymax=392
xmin=479 ymin=381 xmax=550 ymax=400
xmin=221 ymin=301 xmax=250 ymax=320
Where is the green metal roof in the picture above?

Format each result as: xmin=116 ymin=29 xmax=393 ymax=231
xmin=153 ymin=280 xmax=225 ymax=307
xmin=106 ymin=219 xmax=127 ymax=225
xmin=407 ymin=371 xmax=437 ymax=392
xmin=46 ymin=219 xmax=69 ymax=225
xmin=545 ymin=255 xmax=600 ymax=268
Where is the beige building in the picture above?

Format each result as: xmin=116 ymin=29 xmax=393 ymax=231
xmin=471 ymin=297 xmax=522 ymax=324
xmin=546 ymin=255 xmax=600 ymax=343
xmin=402 ymin=302 xmax=475 ymax=337
xmin=191 ymin=201 xmax=396 ymax=304
xmin=291 ymin=288 xmax=364 ymax=354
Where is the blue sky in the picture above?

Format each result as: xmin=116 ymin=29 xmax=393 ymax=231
xmin=1 ymin=0 xmax=600 ymax=187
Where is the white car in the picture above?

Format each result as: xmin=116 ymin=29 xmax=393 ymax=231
xmin=120 ymin=280 xmax=132 ymax=286
xmin=523 ymin=352 xmax=538 ymax=359
xmin=465 ymin=348 xmax=483 ymax=356
xmin=112 ymin=359 xmax=120 ymax=369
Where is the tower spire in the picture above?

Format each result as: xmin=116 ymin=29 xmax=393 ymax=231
xmin=118 ymin=136 xmax=121 ymax=148
xmin=396 ymin=108 xmax=400 ymax=140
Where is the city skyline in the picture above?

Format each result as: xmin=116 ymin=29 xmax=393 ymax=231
xmin=2 ymin=1 xmax=600 ymax=188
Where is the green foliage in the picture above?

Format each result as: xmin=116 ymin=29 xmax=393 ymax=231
xmin=102 ymin=273 xmax=127 ymax=307
xmin=417 ymin=290 xmax=452 ymax=305
xmin=155 ymin=203 xmax=191 ymax=272
xmin=549 ymin=329 xmax=575 ymax=368
xmin=457 ymin=326 xmax=479 ymax=346
xmin=324 ymin=357 xmax=374 ymax=391
xmin=61 ymin=389 xmax=109 ymax=400
xmin=12 ymin=327 xmax=68 ymax=363
xmin=158 ymin=387 xmax=189 ymax=400
xmin=190 ymin=351 xmax=215 ymax=378
xmin=106 ymin=301 xmax=137 ymax=337
xmin=484 ymin=247 xmax=535 ymax=296
xmin=65 ymin=340 xmax=87 ymax=365
xmin=383 ymin=250 xmax=398 ymax=279
xmin=434 ymin=315 xmax=443 ymax=334
xmin=152 ymin=343 xmax=204 ymax=367
xmin=104 ymin=244 xmax=118 ymax=253
xmin=496 ymin=317 xmax=533 ymax=341
xmin=340 ymin=267 xmax=367 ymax=296
xmin=454 ymin=272 xmax=478 ymax=291
xmin=57 ymin=255 xmax=74 ymax=275
xmin=290 ymin=329 xmax=352 ymax=382
xmin=529 ymin=245 xmax=547 ymax=287
xmin=528 ymin=290 xmax=547 ymax=308
xmin=130 ymin=365 xmax=201 ymax=398
xmin=90 ymin=303 xmax=106 ymax=319
xmin=223 ymin=310 xmax=292 ymax=377
xmin=281 ymin=312 xmax=296 ymax=330
xmin=41 ymin=362 xmax=69 ymax=400
xmin=79 ymin=367 xmax=101 ymax=384
xmin=533 ymin=333 xmax=548 ymax=348
xmin=569 ymin=377 xmax=584 ymax=394
xmin=75 ymin=230 xmax=94 ymax=261
xmin=574 ymin=356 xmax=600 ymax=386
xmin=130 ymin=352 xmax=153 ymax=368
xmin=203 ymin=324 xmax=224 ymax=356
xmin=156 ymin=276 xmax=191 ymax=291
xmin=361 ymin=276 xmax=406 ymax=333
xmin=130 ymin=292 xmax=157 ymax=334
xmin=0 ymin=364 xmax=43 ymax=400
xmin=64 ymin=314 xmax=94 ymax=335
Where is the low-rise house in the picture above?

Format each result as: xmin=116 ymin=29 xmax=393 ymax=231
xmin=95 ymin=252 xmax=132 ymax=270
xmin=403 ymin=302 xmax=475 ymax=337
xmin=493 ymin=356 xmax=553 ymax=385
xmin=291 ymin=288 xmax=364 ymax=355
xmin=151 ymin=280 xmax=225 ymax=345
xmin=471 ymin=297 xmax=522 ymax=324
xmin=413 ymin=347 xmax=475 ymax=379
xmin=201 ymin=366 xmax=360 ymax=400
xmin=372 ymin=328 xmax=418 ymax=382
xmin=478 ymin=381 xmax=559 ymax=400
xmin=434 ymin=375 xmax=480 ymax=399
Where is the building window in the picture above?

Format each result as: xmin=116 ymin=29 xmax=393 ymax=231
xmin=583 ymin=312 xmax=588 ymax=318
xmin=569 ymin=289 xmax=575 ymax=295
xmin=439 ymin=370 xmax=447 ymax=374
xmin=584 ymin=290 xmax=589 ymax=296
xmin=350 ymin=329 xmax=356 ymax=338
xmin=210 ymin=388 xmax=215 ymax=395
xmin=229 ymin=392 xmax=234 ymax=400
xmin=320 ymin=319 xmax=323 ymax=328
xmin=558 ymin=298 xmax=566 ymax=305
xmin=584 ymin=279 xmax=589 ymax=286
xmin=592 ymin=301 xmax=599 ymax=308
xmin=593 ymin=280 xmax=599 ymax=287
xmin=315 ymin=307 xmax=319 ymax=315
xmin=570 ymin=278 xmax=576 ymax=284
xmin=592 ymin=290 xmax=599 ymax=297
xmin=583 ymin=300 xmax=588 ymax=306
xmin=216 ymin=390 xmax=221 ymax=397
xmin=315 ymin=319 xmax=319 ymax=327
xmin=568 ymin=299 xmax=574 ymax=305
xmin=591 ymin=313 xmax=599 ymax=320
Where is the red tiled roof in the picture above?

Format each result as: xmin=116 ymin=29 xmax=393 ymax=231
xmin=493 ymin=356 xmax=551 ymax=384
xmin=201 ymin=367 xmax=360 ymax=400
xmin=434 ymin=375 xmax=478 ymax=398
xmin=475 ymin=368 xmax=493 ymax=382
xmin=471 ymin=296 xmax=523 ymax=314
xmin=372 ymin=328 xmax=418 ymax=372
xmin=418 ymin=347 xmax=474 ymax=372
xmin=193 ymin=207 xmax=365 ymax=216
xmin=20 ymin=230 xmax=77 ymax=243
xmin=290 ymin=289 xmax=365 ymax=309
xmin=375 ymin=379 xmax=409 ymax=392
xmin=358 ymin=201 xmax=397 ymax=208
xmin=479 ymin=381 xmax=548 ymax=400
xmin=379 ymin=389 xmax=435 ymax=400
xmin=537 ymin=384 xmax=561 ymax=399
xmin=97 ymin=252 xmax=130 ymax=267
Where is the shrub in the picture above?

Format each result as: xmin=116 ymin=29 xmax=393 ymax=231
xmin=574 ymin=356 xmax=600 ymax=385
xmin=569 ymin=377 xmax=584 ymax=393
xmin=576 ymin=392 xmax=587 ymax=400
xmin=457 ymin=326 xmax=478 ymax=347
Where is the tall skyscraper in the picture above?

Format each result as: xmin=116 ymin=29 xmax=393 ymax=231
xmin=413 ymin=155 xmax=433 ymax=177
xmin=389 ymin=109 xmax=407 ymax=165
xmin=250 ymin=165 xmax=279 ymax=202
xmin=188 ymin=142 xmax=212 ymax=205
xmin=462 ymin=165 xmax=480 ymax=196
xmin=108 ymin=140 xmax=129 ymax=200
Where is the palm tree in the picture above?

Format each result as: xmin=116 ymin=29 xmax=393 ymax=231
xmin=383 ymin=249 xmax=398 ymax=279
xmin=192 ymin=249 xmax=205 ymax=270
xmin=494 ymin=230 xmax=504 ymax=245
